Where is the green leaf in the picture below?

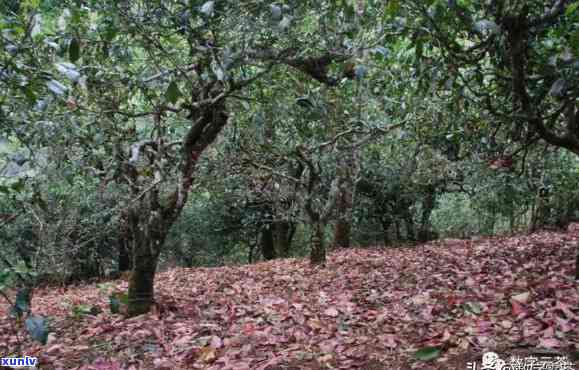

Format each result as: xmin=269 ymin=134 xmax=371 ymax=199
xmin=296 ymin=96 xmax=314 ymax=108
xmin=23 ymin=86 xmax=37 ymax=104
xmin=474 ymin=20 xmax=499 ymax=34
xmin=69 ymin=37 xmax=81 ymax=62
xmin=47 ymin=80 xmax=67 ymax=95
xmin=385 ymin=0 xmax=400 ymax=17
xmin=25 ymin=315 xmax=48 ymax=344
xmin=414 ymin=346 xmax=442 ymax=361
xmin=72 ymin=304 xmax=93 ymax=316
xmin=464 ymin=301 xmax=483 ymax=315
xmin=165 ymin=81 xmax=182 ymax=104
xmin=566 ymin=2 xmax=579 ymax=17
xmin=549 ymin=78 xmax=566 ymax=97
xmin=279 ymin=15 xmax=292 ymax=30
xmin=11 ymin=288 xmax=31 ymax=318
xmin=344 ymin=4 xmax=355 ymax=21
xmin=270 ymin=4 xmax=282 ymax=21
xmin=109 ymin=294 xmax=120 ymax=314
xmin=103 ymin=27 xmax=117 ymax=42
xmin=354 ymin=65 xmax=367 ymax=79
xmin=200 ymin=1 xmax=215 ymax=16
xmin=55 ymin=62 xmax=80 ymax=81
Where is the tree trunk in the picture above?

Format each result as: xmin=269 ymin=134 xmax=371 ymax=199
xmin=260 ymin=224 xmax=276 ymax=260
xmin=126 ymin=205 xmax=171 ymax=317
xmin=417 ymin=186 xmax=436 ymax=242
xmin=127 ymin=240 xmax=160 ymax=317
xmin=395 ymin=220 xmax=401 ymax=241
xmin=333 ymin=219 xmax=351 ymax=248
xmin=118 ymin=236 xmax=132 ymax=272
xmin=273 ymin=221 xmax=294 ymax=257
xmin=403 ymin=209 xmax=415 ymax=242
xmin=331 ymin=149 xmax=358 ymax=249
xmin=310 ymin=221 xmax=326 ymax=265
xmin=380 ymin=216 xmax=392 ymax=246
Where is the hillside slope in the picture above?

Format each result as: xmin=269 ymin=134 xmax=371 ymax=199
xmin=2 ymin=227 xmax=578 ymax=369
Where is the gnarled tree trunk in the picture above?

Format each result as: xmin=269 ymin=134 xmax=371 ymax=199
xmin=125 ymin=101 xmax=229 ymax=316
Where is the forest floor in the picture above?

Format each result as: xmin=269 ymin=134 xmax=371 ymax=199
xmin=1 ymin=226 xmax=578 ymax=370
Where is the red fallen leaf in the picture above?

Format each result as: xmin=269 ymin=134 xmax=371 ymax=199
xmin=554 ymin=317 xmax=573 ymax=332
xmin=511 ymin=292 xmax=531 ymax=303
xmin=173 ymin=334 xmax=195 ymax=346
xmin=242 ymin=322 xmax=256 ymax=336
xmin=45 ymin=344 xmax=63 ymax=355
xmin=324 ymin=307 xmax=339 ymax=317
xmin=153 ymin=357 xmax=174 ymax=369
xmin=319 ymin=339 xmax=338 ymax=353
xmin=542 ymin=326 xmax=555 ymax=338
xmin=538 ymin=337 xmax=561 ymax=348
xmin=210 ymin=335 xmax=223 ymax=349
xmin=381 ymin=334 xmax=398 ymax=349
xmin=511 ymin=300 xmax=526 ymax=316
xmin=555 ymin=301 xmax=577 ymax=320
xmin=441 ymin=329 xmax=452 ymax=343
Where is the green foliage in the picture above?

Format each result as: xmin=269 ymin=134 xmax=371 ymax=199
xmin=414 ymin=346 xmax=442 ymax=361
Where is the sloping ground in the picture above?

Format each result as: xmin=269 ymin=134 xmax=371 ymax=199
xmin=1 ymin=227 xmax=578 ymax=369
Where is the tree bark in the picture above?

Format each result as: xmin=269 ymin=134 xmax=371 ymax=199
xmin=273 ymin=221 xmax=294 ymax=257
xmin=333 ymin=219 xmax=351 ymax=248
xmin=310 ymin=221 xmax=326 ymax=266
xmin=125 ymin=202 xmax=171 ymax=316
xmin=332 ymin=150 xmax=357 ymax=248
xmin=260 ymin=224 xmax=277 ymax=260
xmin=417 ymin=186 xmax=436 ymax=242
xmin=127 ymin=241 xmax=160 ymax=317
xmin=403 ymin=209 xmax=415 ymax=242
xmin=118 ymin=237 xmax=132 ymax=272
xmin=125 ymin=101 xmax=229 ymax=316
xmin=380 ymin=215 xmax=392 ymax=246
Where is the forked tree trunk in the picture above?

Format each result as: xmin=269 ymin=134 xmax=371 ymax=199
xmin=125 ymin=101 xmax=229 ymax=316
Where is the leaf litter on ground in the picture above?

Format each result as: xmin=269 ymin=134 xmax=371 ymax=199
xmin=1 ymin=226 xmax=578 ymax=369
